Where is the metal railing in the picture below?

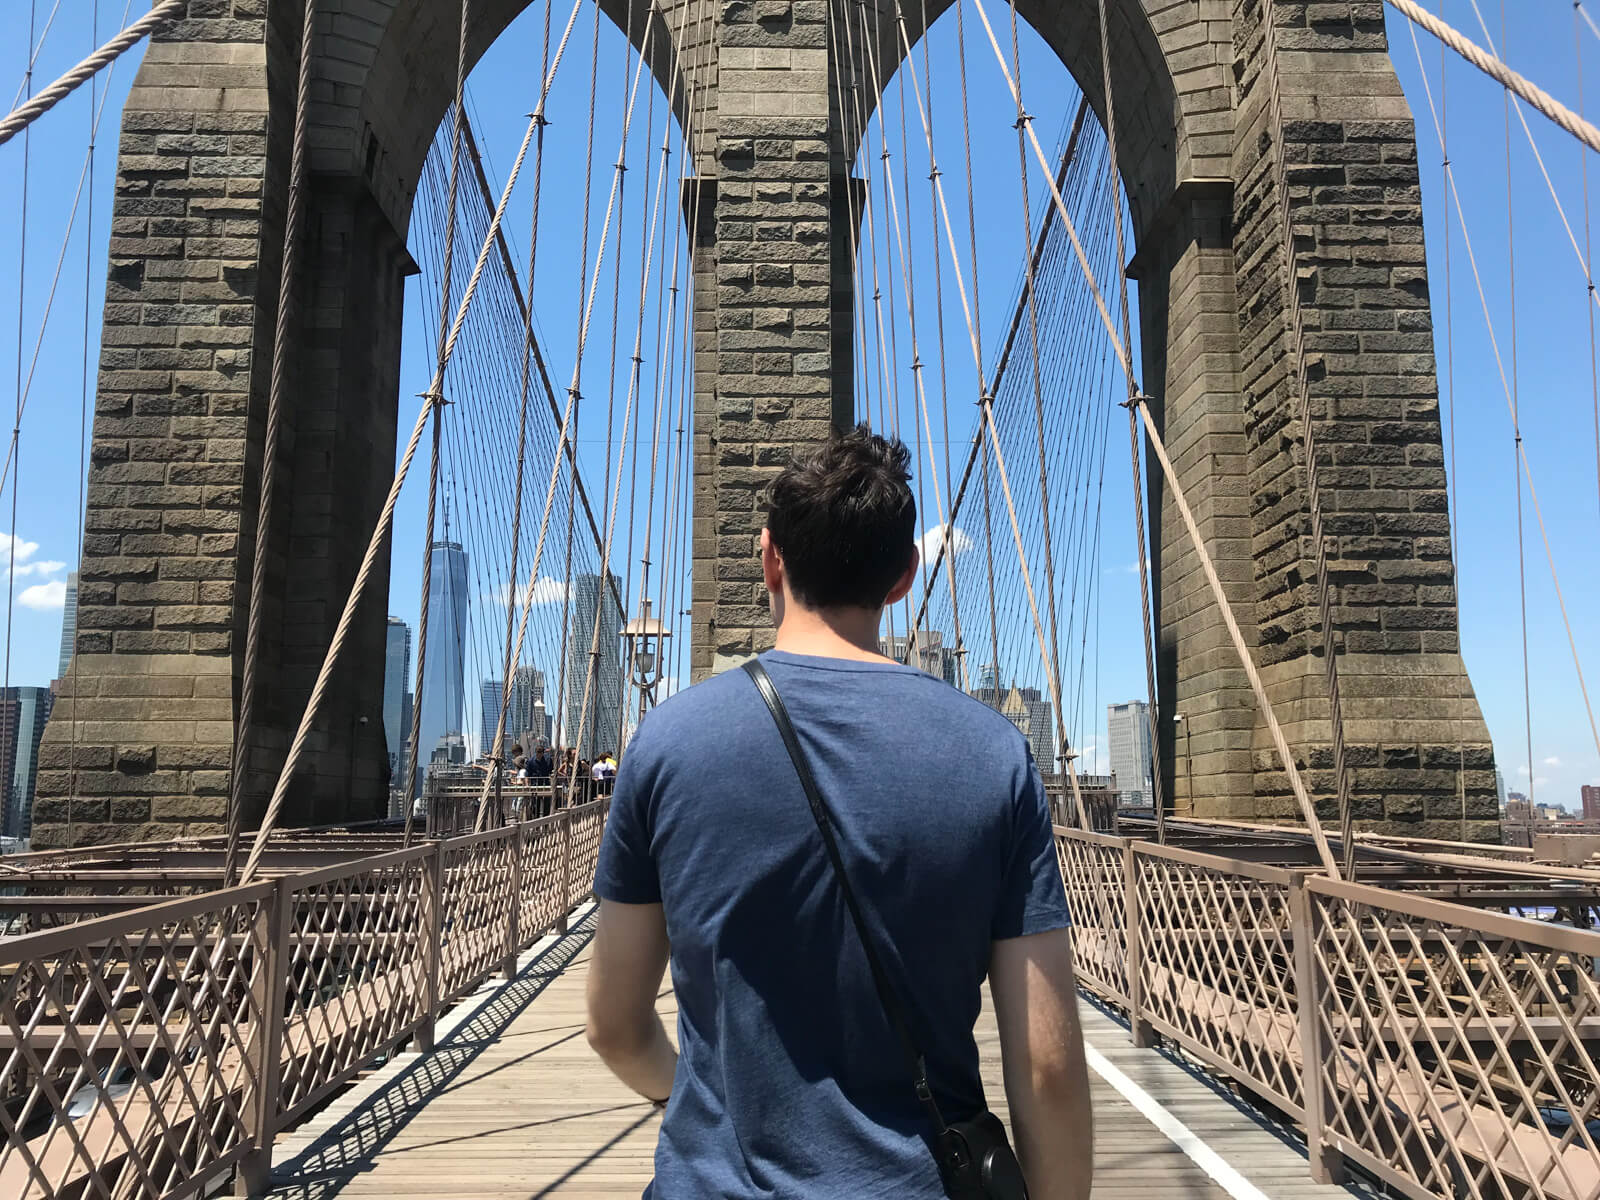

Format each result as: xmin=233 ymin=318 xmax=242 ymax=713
xmin=0 ymin=801 xmax=606 ymax=1200
xmin=1056 ymin=826 xmax=1600 ymax=1200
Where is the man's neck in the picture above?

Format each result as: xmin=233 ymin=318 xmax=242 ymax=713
xmin=772 ymin=601 xmax=892 ymax=663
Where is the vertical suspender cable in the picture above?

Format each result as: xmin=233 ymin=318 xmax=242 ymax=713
xmin=70 ymin=0 xmax=99 ymax=820
xmin=954 ymin=0 xmax=1001 ymax=703
xmin=225 ymin=0 xmax=319 ymax=881
xmin=402 ymin=0 xmax=470 ymax=844
xmin=1501 ymin=0 xmax=1535 ymax=807
xmin=1004 ymin=0 xmax=1070 ymax=783
xmin=1583 ymin=0 xmax=1600 ymax=557
xmin=4 ymin=0 xmax=36 ymax=843
xmin=1442 ymin=10 xmax=1467 ymax=842
xmin=485 ymin=0 xmax=557 ymax=820
xmin=1094 ymin=0 xmax=1165 ymax=840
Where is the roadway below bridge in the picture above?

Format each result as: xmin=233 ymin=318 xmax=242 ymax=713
xmin=260 ymin=905 xmax=1372 ymax=1200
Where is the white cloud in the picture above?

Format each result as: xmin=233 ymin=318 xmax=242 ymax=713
xmin=0 ymin=533 xmax=40 ymax=564
xmin=0 ymin=531 xmax=64 ymax=580
xmin=483 ymin=576 xmax=570 ymax=610
xmin=18 ymin=579 xmax=66 ymax=610
xmin=916 ymin=524 xmax=973 ymax=562
xmin=1543 ymin=756 xmax=1563 ymax=768
xmin=528 ymin=576 xmax=569 ymax=606
xmin=1517 ymin=765 xmax=1531 ymax=777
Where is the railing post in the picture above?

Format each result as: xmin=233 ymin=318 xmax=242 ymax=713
xmin=237 ymin=880 xmax=289 ymax=1197
xmin=417 ymin=840 xmax=445 ymax=1053
xmin=556 ymin=810 xmax=572 ymax=935
xmin=1123 ymin=843 xmax=1152 ymax=1048
xmin=1289 ymin=874 xmax=1346 ymax=1184
xmin=503 ymin=823 xmax=523 ymax=979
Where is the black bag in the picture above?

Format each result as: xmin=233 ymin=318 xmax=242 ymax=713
xmin=742 ymin=660 xmax=1030 ymax=1200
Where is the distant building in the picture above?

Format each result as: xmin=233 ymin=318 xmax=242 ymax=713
xmin=416 ymin=539 xmax=469 ymax=795
xmin=1582 ymin=784 xmax=1600 ymax=822
xmin=972 ymin=682 xmax=1055 ymax=771
xmin=56 ymin=572 xmax=78 ymax=680
xmin=383 ymin=617 xmax=411 ymax=784
xmin=1107 ymin=701 xmax=1154 ymax=808
xmin=484 ymin=665 xmax=548 ymax=753
xmin=1495 ymin=769 xmax=1509 ymax=808
xmin=884 ymin=631 xmax=961 ymax=687
xmin=0 ymin=687 xmax=55 ymax=839
xmin=565 ymin=574 xmax=623 ymax=757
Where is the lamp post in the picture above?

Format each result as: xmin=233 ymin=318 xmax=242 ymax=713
xmin=622 ymin=598 xmax=671 ymax=726
xmin=1174 ymin=712 xmax=1191 ymax=820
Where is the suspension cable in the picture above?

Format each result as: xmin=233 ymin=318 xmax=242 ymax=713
xmin=0 ymin=0 xmax=185 ymax=148
xmin=224 ymin=0 xmax=320 ymax=883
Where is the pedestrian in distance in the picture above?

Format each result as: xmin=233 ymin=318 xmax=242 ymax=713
xmin=585 ymin=424 xmax=1091 ymax=1199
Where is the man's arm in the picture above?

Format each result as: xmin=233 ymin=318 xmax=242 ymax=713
xmin=585 ymin=899 xmax=677 ymax=1103
xmin=989 ymin=929 xmax=1093 ymax=1200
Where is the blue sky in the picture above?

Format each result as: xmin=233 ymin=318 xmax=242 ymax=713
xmin=0 ymin=2 xmax=1597 ymax=803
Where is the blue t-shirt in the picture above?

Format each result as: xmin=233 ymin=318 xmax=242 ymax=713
xmin=594 ymin=649 xmax=1071 ymax=1198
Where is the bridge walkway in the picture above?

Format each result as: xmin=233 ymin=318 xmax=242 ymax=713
xmin=261 ymin=906 xmax=1371 ymax=1200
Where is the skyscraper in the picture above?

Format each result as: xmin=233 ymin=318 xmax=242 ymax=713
xmin=1107 ymin=701 xmax=1154 ymax=807
xmin=56 ymin=572 xmax=79 ymax=680
xmin=565 ymin=573 xmax=623 ymax=757
xmin=415 ymin=539 xmax=468 ymax=795
xmin=481 ymin=665 xmax=548 ymax=754
xmin=1 ymin=687 xmax=55 ymax=840
xmin=383 ymin=617 xmax=411 ymax=784
xmin=1583 ymin=784 xmax=1600 ymax=822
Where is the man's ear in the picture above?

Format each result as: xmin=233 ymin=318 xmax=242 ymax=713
xmin=882 ymin=544 xmax=921 ymax=607
xmin=761 ymin=528 xmax=784 ymax=595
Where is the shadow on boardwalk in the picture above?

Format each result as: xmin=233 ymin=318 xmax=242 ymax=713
xmin=267 ymin=911 xmax=613 ymax=1200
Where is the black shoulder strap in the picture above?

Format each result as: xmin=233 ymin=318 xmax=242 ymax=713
xmin=741 ymin=658 xmax=948 ymax=1135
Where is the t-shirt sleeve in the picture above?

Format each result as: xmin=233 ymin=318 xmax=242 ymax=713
xmin=991 ymin=761 xmax=1072 ymax=940
xmin=593 ymin=736 xmax=661 ymax=904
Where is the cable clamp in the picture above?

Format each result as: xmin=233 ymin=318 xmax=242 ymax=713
xmin=881 ymin=147 xmax=892 ymax=162
xmin=928 ymin=166 xmax=942 ymax=181
xmin=419 ymin=389 xmax=453 ymax=408
xmin=1012 ymin=111 xmax=1033 ymax=130
xmin=1121 ymin=392 xmax=1152 ymax=412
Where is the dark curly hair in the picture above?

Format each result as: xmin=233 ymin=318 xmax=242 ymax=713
xmin=765 ymin=424 xmax=916 ymax=609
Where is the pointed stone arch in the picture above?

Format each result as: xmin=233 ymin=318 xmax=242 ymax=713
xmin=36 ymin=0 xmax=1495 ymax=847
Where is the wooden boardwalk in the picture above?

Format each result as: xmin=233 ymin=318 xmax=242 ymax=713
xmin=264 ymin=907 xmax=1371 ymax=1199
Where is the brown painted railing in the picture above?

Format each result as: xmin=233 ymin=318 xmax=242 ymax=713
xmin=0 ymin=801 xmax=606 ymax=1200
xmin=1056 ymin=827 xmax=1600 ymax=1200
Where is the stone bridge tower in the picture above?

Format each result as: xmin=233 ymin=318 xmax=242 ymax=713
xmin=34 ymin=0 xmax=1497 ymax=847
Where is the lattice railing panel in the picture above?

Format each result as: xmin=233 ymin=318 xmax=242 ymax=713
xmin=276 ymin=853 xmax=430 ymax=1123
xmin=0 ymin=887 xmax=275 ymax=1200
xmin=567 ymin=802 xmax=605 ymax=903
xmin=519 ymin=815 xmax=567 ymax=937
xmin=439 ymin=832 xmax=519 ymax=999
xmin=1053 ymin=831 xmax=1128 ymax=1005
xmin=1135 ymin=850 xmax=1304 ymax=1115
xmin=1308 ymin=878 xmax=1600 ymax=1200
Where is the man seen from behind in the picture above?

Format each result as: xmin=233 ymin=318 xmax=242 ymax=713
xmin=585 ymin=424 xmax=1092 ymax=1198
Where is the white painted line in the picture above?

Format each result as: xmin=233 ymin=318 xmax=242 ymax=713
xmin=1084 ymin=1042 xmax=1272 ymax=1200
